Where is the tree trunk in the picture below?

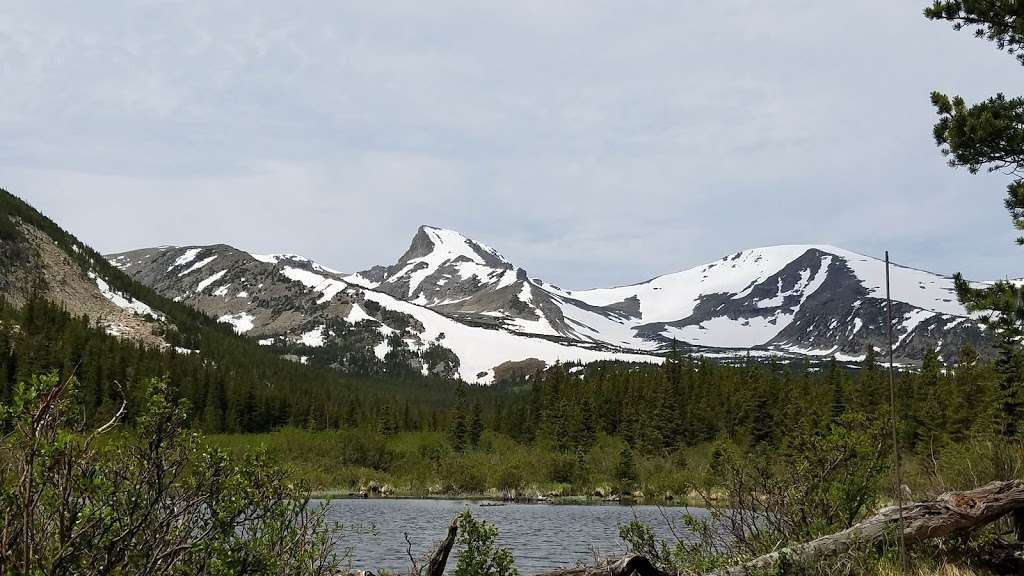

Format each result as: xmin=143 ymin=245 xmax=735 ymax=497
xmin=425 ymin=518 xmax=459 ymax=576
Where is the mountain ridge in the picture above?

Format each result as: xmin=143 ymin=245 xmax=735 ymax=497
xmin=109 ymin=225 xmax=992 ymax=382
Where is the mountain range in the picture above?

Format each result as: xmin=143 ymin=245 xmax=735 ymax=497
xmin=109 ymin=225 xmax=990 ymax=383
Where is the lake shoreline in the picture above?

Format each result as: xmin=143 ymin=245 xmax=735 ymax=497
xmin=309 ymin=491 xmax=706 ymax=507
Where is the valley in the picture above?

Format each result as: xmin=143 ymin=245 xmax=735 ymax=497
xmin=7 ymin=2 xmax=1024 ymax=574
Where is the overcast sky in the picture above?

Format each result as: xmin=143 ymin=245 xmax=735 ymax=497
xmin=3 ymin=1 xmax=1023 ymax=288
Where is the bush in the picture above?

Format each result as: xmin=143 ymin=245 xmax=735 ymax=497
xmin=0 ymin=373 xmax=346 ymax=575
xmin=453 ymin=512 xmax=518 ymax=576
xmin=620 ymin=414 xmax=890 ymax=574
xmin=338 ymin=429 xmax=397 ymax=471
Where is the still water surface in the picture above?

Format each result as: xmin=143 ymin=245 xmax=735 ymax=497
xmin=324 ymin=499 xmax=706 ymax=574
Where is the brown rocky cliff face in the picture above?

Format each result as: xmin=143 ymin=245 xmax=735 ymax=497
xmin=0 ymin=222 xmax=170 ymax=349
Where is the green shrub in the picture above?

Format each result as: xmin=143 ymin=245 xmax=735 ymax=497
xmin=0 ymin=373 xmax=346 ymax=575
xmin=453 ymin=512 xmax=518 ymax=576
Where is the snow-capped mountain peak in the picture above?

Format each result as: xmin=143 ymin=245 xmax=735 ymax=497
xmin=111 ymin=230 xmax=994 ymax=383
xmin=349 ymin=233 xmax=989 ymax=365
xmin=572 ymin=244 xmax=965 ymax=321
xmin=348 ymin=225 xmax=521 ymax=306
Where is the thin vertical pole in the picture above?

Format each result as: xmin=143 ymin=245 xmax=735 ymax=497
xmin=885 ymin=251 xmax=908 ymax=572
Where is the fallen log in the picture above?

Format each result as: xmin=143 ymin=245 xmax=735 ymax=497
xmin=713 ymin=479 xmax=1024 ymax=576
xmin=523 ymin=480 xmax=1024 ymax=576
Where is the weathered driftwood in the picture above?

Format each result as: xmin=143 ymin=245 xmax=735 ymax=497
xmin=425 ymin=518 xmax=459 ymax=576
xmin=712 ymin=479 xmax=1024 ymax=576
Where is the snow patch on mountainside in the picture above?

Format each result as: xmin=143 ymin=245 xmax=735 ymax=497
xmin=218 ymin=312 xmax=256 ymax=334
xmin=895 ymin=308 xmax=935 ymax=348
xmin=665 ymin=313 xmax=795 ymax=348
xmin=665 ymin=255 xmax=834 ymax=348
xmin=300 ymin=325 xmax=327 ymax=347
xmin=252 ymin=253 xmax=343 ymax=275
xmin=178 ymin=255 xmax=218 ymax=277
xmin=573 ymin=246 xmax=832 ymax=321
xmin=89 ymin=272 xmax=165 ymax=320
xmin=838 ymin=252 xmax=963 ymax=316
xmin=755 ymin=257 xmax=832 ymax=308
xmin=358 ymin=289 xmax=658 ymax=383
xmin=169 ymin=248 xmax=203 ymax=271
xmin=196 ymin=270 xmax=228 ymax=293
xmin=280 ymin=267 xmax=347 ymax=304
xmin=345 ymin=304 xmax=374 ymax=324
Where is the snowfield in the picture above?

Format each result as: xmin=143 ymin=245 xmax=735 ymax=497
xmin=356 ymin=289 xmax=659 ymax=383
xmin=218 ymin=312 xmax=256 ymax=334
xmin=89 ymin=271 xmax=165 ymax=321
xmin=280 ymin=266 xmax=348 ymax=304
xmin=274 ymin=263 xmax=661 ymax=383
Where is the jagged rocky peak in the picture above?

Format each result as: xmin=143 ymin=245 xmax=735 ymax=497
xmin=348 ymin=225 xmax=525 ymax=306
xmin=401 ymin=225 xmax=511 ymax=270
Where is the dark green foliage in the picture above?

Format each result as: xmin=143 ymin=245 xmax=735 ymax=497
xmin=422 ymin=341 xmax=460 ymax=378
xmin=467 ymin=402 xmax=484 ymax=447
xmin=615 ymin=444 xmax=638 ymax=492
xmin=453 ymin=512 xmax=518 ymax=576
xmin=450 ymin=382 xmax=469 ymax=451
xmin=0 ymin=294 xmax=503 ymax=439
xmin=0 ymin=203 xmax=21 ymax=243
xmin=621 ymin=414 xmax=889 ymax=575
xmin=0 ymin=373 xmax=345 ymax=575
xmin=384 ymin=331 xmax=418 ymax=375
xmin=925 ymin=1 xmax=1024 ymax=64
xmin=828 ymin=357 xmax=846 ymax=423
xmin=925 ymin=2 xmax=1024 ymax=444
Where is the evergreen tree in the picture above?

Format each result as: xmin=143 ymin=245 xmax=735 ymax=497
xmin=467 ymin=402 xmax=484 ymax=447
xmin=828 ymin=358 xmax=846 ymax=423
xmin=343 ymin=398 xmax=360 ymax=429
xmin=915 ymin=348 xmax=947 ymax=450
xmin=993 ymin=337 xmax=1024 ymax=437
xmin=615 ymin=444 xmax=638 ymax=492
xmin=450 ymin=382 xmax=469 ymax=451
xmin=862 ymin=344 xmax=878 ymax=372
xmin=575 ymin=395 xmax=597 ymax=451
xmin=948 ymin=344 xmax=981 ymax=440
xmin=926 ymin=3 xmax=1024 ymax=436
xmin=750 ymin=395 xmax=774 ymax=447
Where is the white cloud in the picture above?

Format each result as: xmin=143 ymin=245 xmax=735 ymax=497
xmin=3 ymin=0 xmax=1024 ymax=287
